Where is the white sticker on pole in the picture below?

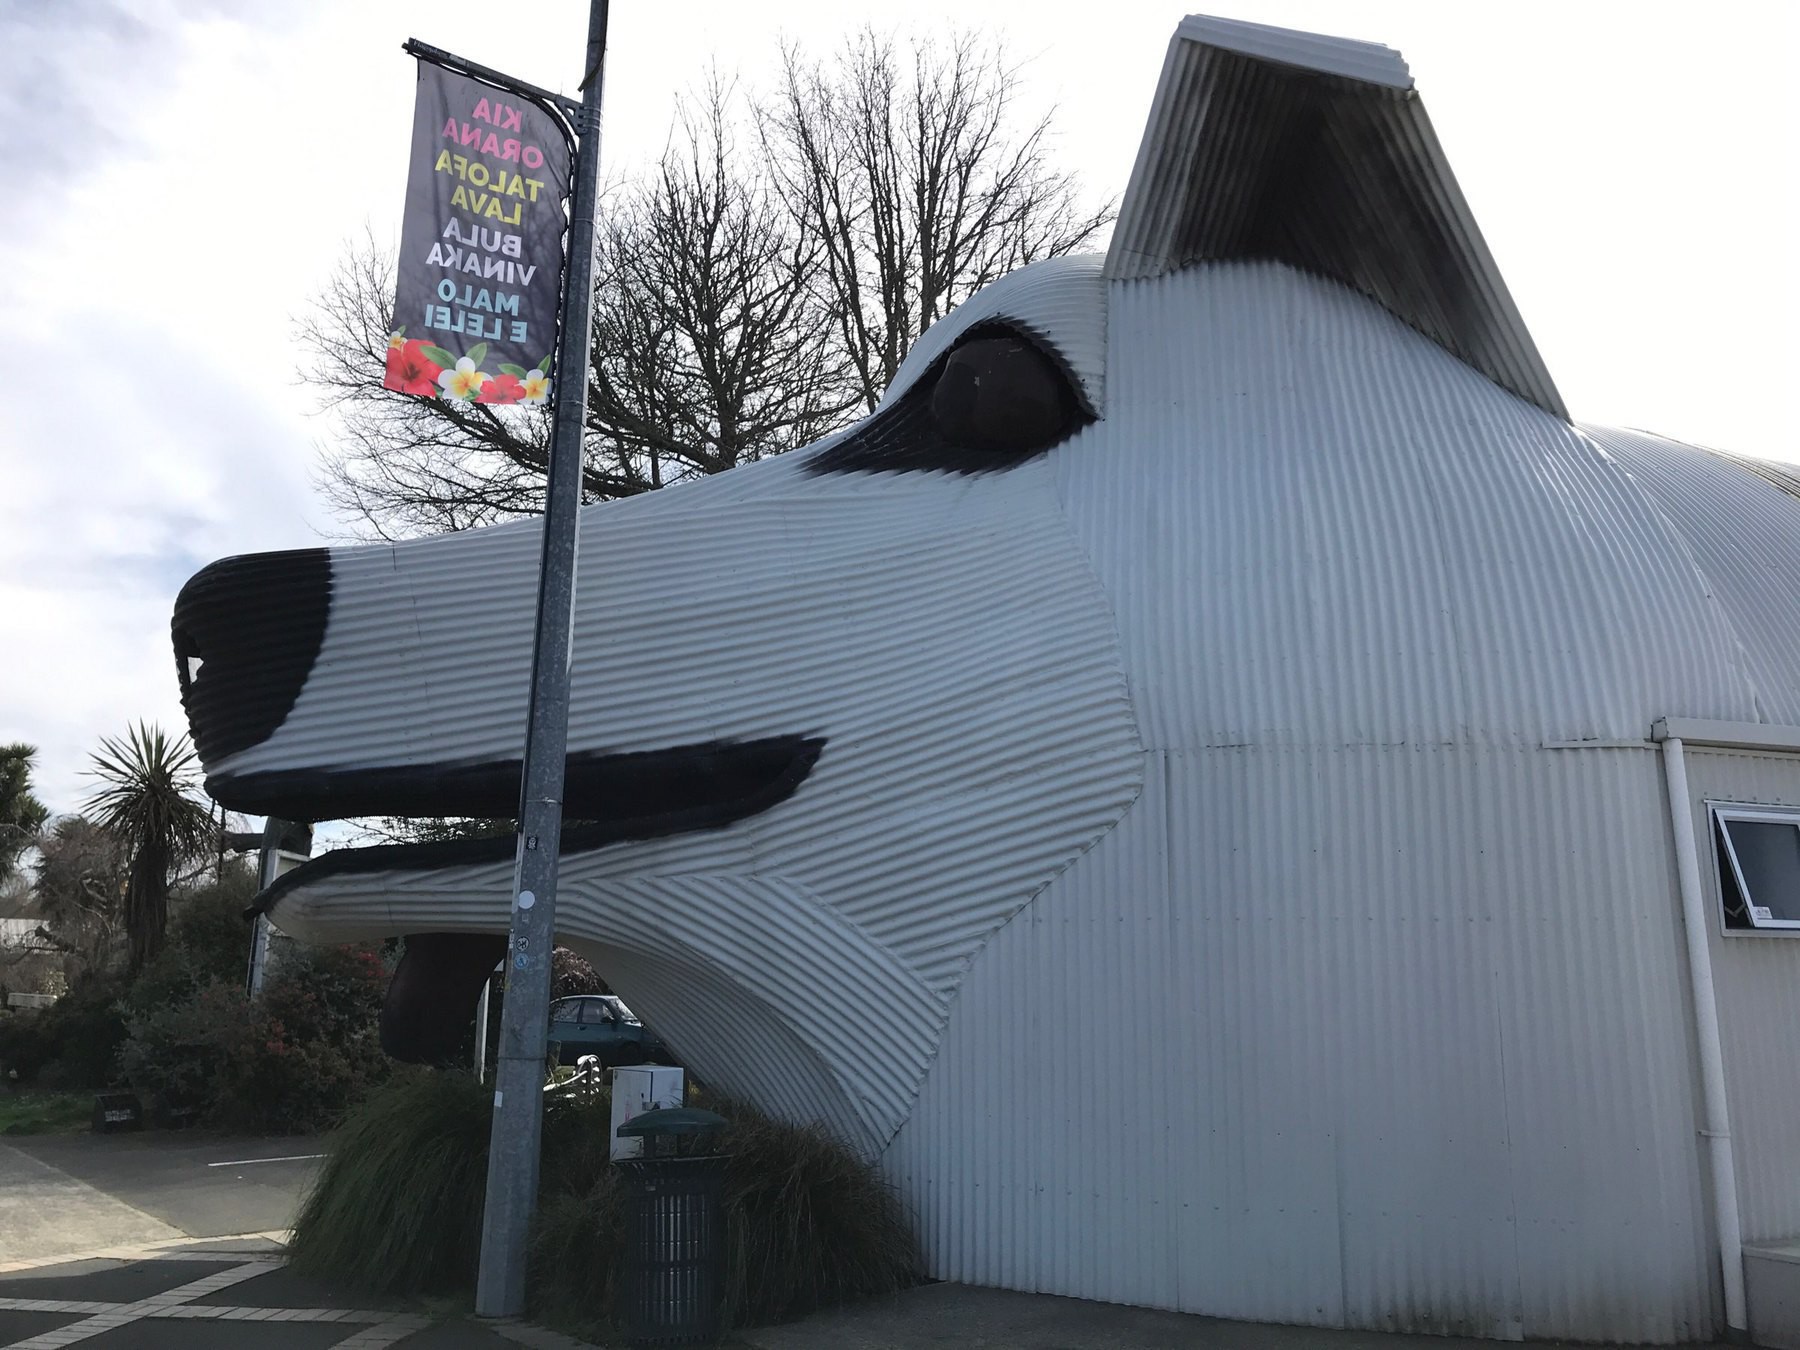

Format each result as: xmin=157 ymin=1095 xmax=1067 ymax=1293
xmin=517 ymin=890 xmax=536 ymax=910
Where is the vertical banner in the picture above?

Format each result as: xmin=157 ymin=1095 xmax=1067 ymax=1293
xmin=386 ymin=63 xmax=572 ymax=405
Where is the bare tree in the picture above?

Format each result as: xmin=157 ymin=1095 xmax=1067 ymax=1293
xmin=761 ymin=30 xmax=1113 ymax=413
xmin=303 ymin=33 xmax=1111 ymax=539
xmin=306 ymin=83 xmax=858 ymax=538
xmin=585 ymin=80 xmax=859 ymax=493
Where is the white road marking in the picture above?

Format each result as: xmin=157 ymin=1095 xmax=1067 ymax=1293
xmin=204 ymin=1154 xmax=326 ymax=1167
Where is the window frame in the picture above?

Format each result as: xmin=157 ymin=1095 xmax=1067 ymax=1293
xmin=1710 ymin=802 xmax=1800 ymax=933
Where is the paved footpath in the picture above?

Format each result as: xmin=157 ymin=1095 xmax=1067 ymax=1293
xmin=0 ymin=1135 xmax=606 ymax=1349
xmin=0 ymin=1237 xmax=602 ymax=1350
xmin=0 ymin=1137 xmax=1739 ymax=1349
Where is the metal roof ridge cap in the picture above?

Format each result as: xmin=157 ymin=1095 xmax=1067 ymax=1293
xmin=1176 ymin=12 xmax=1412 ymax=89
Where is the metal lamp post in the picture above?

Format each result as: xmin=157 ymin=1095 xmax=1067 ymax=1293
xmin=472 ymin=0 xmax=610 ymax=1318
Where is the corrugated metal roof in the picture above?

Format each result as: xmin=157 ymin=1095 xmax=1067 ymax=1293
xmin=1106 ymin=15 xmax=1566 ymax=419
xmin=1584 ymin=425 xmax=1800 ymax=727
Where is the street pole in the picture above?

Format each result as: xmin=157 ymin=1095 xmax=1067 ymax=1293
xmin=474 ymin=0 xmax=609 ymax=1319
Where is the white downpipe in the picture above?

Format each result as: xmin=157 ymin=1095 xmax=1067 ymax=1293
xmin=473 ymin=978 xmax=492 ymax=1083
xmin=1661 ymin=736 xmax=1747 ymax=1332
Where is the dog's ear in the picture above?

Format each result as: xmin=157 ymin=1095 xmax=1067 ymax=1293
xmin=1106 ymin=15 xmax=1566 ymax=421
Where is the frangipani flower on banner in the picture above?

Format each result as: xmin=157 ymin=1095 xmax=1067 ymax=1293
xmin=436 ymin=347 xmax=489 ymax=401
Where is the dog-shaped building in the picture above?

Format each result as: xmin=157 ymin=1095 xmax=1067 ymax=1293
xmin=174 ymin=16 xmax=1800 ymax=1343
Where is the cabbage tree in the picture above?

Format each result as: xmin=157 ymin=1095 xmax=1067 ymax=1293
xmin=86 ymin=724 xmax=216 ymax=973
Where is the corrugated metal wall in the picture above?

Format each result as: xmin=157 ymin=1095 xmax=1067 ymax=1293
xmin=270 ymin=444 xmax=1147 ymax=1155
xmin=210 ymin=16 xmax=1800 ymax=1344
xmin=882 ymin=261 xmax=1762 ymax=1342
xmin=889 ymin=744 xmax=1714 ymax=1341
xmin=1056 ymin=264 xmax=1758 ymax=754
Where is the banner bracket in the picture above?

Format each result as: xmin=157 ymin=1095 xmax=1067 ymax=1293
xmin=402 ymin=38 xmax=582 ymax=147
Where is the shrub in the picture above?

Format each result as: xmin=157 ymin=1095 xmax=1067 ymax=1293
xmin=215 ymin=945 xmax=390 ymax=1133
xmin=169 ymin=868 xmax=259 ymax=982
xmin=0 ymin=976 xmax=130 ymax=1088
xmin=0 ymin=1007 xmax=56 ymax=1083
xmin=714 ymin=1102 xmax=919 ymax=1323
xmin=123 ymin=872 xmax=258 ymax=1019
xmin=118 ymin=943 xmax=391 ymax=1132
xmin=0 ymin=871 xmax=259 ymax=1092
xmin=115 ymin=978 xmax=242 ymax=1114
xmin=551 ymin=948 xmax=607 ymax=998
xmin=294 ymin=1069 xmax=918 ymax=1331
xmin=534 ymin=1095 xmax=919 ymax=1328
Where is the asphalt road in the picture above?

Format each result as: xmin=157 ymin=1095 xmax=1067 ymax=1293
xmin=0 ymin=1130 xmax=323 ymax=1263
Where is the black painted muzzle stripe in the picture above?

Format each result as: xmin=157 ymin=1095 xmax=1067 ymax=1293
xmin=173 ymin=549 xmax=333 ymax=765
xmin=211 ymin=735 xmax=824 ymax=824
xmin=250 ymin=735 xmax=825 ymax=914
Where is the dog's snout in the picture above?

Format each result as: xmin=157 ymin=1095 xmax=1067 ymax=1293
xmin=172 ymin=548 xmax=332 ymax=766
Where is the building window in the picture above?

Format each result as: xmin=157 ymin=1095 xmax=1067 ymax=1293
xmin=1713 ymin=806 xmax=1800 ymax=931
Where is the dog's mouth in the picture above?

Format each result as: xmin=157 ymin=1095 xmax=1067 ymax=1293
xmin=232 ymin=735 xmax=825 ymax=910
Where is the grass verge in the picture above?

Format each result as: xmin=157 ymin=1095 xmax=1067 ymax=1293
xmin=0 ymin=1089 xmax=94 ymax=1135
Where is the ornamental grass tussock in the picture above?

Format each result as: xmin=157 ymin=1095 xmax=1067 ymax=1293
xmin=290 ymin=1069 xmax=919 ymax=1329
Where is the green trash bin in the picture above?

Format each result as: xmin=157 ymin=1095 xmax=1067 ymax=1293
xmin=616 ymin=1107 xmax=728 ymax=1346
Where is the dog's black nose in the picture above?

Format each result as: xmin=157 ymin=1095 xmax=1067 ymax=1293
xmin=172 ymin=549 xmax=333 ymax=765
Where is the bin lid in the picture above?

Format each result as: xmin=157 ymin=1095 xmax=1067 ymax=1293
xmin=616 ymin=1106 xmax=728 ymax=1138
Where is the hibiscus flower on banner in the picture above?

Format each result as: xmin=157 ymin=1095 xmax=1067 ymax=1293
xmin=385 ymin=60 xmax=572 ymax=402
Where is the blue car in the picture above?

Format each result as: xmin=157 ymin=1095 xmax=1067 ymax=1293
xmin=546 ymin=994 xmax=669 ymax=1067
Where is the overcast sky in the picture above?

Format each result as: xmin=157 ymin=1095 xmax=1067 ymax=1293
xmin=2 ymin=0 xmax=1794 ymax=815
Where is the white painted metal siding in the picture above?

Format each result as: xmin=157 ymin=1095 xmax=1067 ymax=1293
xmin=1056 ymin=262 xmax=1757 ymax=755
xmin=890 ymin=744 xmax=1713 ymax=1341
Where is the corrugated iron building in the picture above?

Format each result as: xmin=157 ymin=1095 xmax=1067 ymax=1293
xmin=891 ymin=17 xmax=1800 ymax=1341
xmin=194 ymin=13 xmax=1800 ymax=1344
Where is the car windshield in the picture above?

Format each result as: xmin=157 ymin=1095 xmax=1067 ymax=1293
xmin=600 ymin=996 xmax=640 ymax=1024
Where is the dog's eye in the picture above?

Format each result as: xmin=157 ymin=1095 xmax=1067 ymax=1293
xmin=929 ymin=336 xmax=1075 ymax=453
xmin=806 ymin=324 xmax=1091 ymax=476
